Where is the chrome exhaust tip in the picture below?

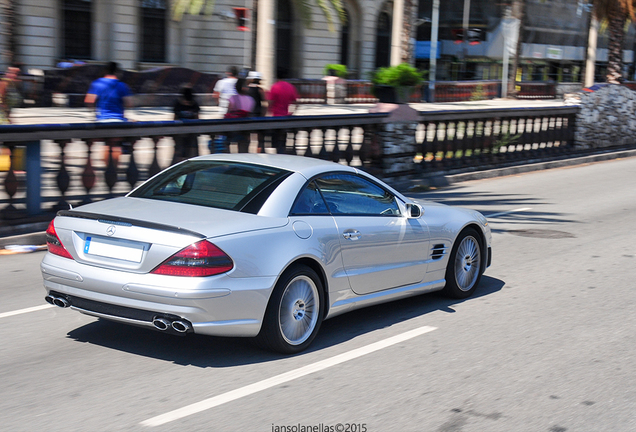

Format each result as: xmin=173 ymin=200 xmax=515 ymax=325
xmin=48 ymin=295 xmax=70 ymax=308
xmin=152 ymin=317 xmax=171 ymax=331
xmin=171 ymin=320 xmax=191 ymax=333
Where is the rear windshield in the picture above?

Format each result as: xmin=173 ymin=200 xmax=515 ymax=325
xmin=129 ymin=160 xmax=290 ymax=212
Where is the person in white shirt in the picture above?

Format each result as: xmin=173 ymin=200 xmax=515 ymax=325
xmin=213 ymin=66 xmax=238 ymax=115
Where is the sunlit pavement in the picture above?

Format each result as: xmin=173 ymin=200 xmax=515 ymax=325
xmin=8 ymin=98 xmax=571 ymax=125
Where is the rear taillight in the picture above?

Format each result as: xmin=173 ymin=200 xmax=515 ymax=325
xmin=150 ymin=240 xmax=233 ymax=277
xmin=46 ymin=220 xmax=73 ymax=259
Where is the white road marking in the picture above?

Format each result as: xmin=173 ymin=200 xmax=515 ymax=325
xmin=0 ymin=304 xmax=54 ymax=319
xmin=485 ymin=207 xmax=532 ymax=219
xmin=141 ymin=325 xmax=438 ymax=427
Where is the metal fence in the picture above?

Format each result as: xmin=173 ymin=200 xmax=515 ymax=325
xmin=412 ymin=106 xmax=578 ymax=176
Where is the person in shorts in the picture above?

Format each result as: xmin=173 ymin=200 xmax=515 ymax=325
xmin=85 ymin=62 xmax=133 ymax=165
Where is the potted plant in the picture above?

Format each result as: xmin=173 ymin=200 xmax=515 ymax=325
xmin=323 ymin=64 xmax=348 ymax=78
xmin=370 ymin=63 xmax=425 ymax=103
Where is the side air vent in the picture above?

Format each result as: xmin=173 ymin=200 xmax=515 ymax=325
xmin=431 ymin=244 xmax=448 ymax=260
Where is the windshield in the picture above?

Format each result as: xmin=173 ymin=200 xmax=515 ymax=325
xmin=129 ymin=160 xmax=290 ymax=212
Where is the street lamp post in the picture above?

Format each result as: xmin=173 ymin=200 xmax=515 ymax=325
xmin=428 ymin=0 xmax=439 ymax=102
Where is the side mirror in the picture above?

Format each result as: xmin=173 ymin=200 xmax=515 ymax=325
xmin=406 ymin=203 xmax=423 ymax=219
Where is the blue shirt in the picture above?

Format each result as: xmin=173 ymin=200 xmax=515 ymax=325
xmin=87 ymin=77 xmax=132 ymax=120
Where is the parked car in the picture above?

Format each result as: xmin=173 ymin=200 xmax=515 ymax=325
xmin=42 ymin=154 xmax=492 ymax=353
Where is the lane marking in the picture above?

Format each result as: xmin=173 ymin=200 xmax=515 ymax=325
xmin=485 ymin=207 xmax=532 ymax=219
xmin=0 ymin=304 xmax=55 ymax=319
xmin=141 ymin=325 xmax=438 ymax=427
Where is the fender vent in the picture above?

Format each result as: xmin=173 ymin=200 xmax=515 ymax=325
xmin=431 ymin=244 xmax=447 ymax=260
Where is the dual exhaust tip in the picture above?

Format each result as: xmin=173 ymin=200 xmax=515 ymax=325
xmin=152 ymin=316 xmax=192 ymax=333
xmin=45 ymin=294 xmax=70 ymax=308
xmin=46 ymin=294 xmax=191 ymax=334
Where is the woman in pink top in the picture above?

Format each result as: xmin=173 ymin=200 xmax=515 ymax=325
xmin=267 ymin=80 xmax=298 ymax=117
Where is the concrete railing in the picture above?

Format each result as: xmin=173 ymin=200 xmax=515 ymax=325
xmin=0 ymin=114 xmax=387 ymax=221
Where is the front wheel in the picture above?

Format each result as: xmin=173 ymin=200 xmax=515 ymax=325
xmin=442 ymin=228 xmax=483 ymax=299
xmin=256 ymin=265 xmax=324 ymax=354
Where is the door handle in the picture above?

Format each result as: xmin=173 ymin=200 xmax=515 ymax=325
xmin=343 ymin=230 xmax=360 ymax=240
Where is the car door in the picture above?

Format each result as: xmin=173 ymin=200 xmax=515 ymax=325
xmin=314 ymin=173 xmax=429 ymax=295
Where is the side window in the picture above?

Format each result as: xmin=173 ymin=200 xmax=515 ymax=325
xmin=290 ymin=181 xmax=329 ymax=215
xmin=315 ymin=174 xmax=401 ymax=216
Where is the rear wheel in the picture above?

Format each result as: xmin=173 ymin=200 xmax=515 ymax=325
xmin=256 ymin=265 xmax=324 ymax=354
xmin=442 ymin=228 xmax=483 ymax=299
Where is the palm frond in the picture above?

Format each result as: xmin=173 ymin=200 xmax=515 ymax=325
xmin=172 ymin=0 xmax=189 ymax=21
xmin=315 ymin=0 xmax=336 ymax=31
xmin=292 ymin=0 xmax=315 ymax=28
xmin=188 ymin=0 xmax=205 ymax=16
xmin=204 ymin=0 xmax=217 ymax=16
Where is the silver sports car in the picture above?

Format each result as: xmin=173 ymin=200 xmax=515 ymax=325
xmin=42 ymin=154 xmax=491 ymax=353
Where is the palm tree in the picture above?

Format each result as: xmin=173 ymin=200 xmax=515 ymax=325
xmin=172 ymin=0 xmax=346 ymax=31
xmin=401 ymin=0 xmax=415 ymax=64
xmin=593 ymin=0 xmax=636 ymax=83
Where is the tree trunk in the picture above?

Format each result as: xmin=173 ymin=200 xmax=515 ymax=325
xmin=582 ymin=8 xmax=597 ymax=87
xmin=606 ymin=4 xmax=625 ymax=84
xmin=401 ymin=0 xmax=414 ymax=64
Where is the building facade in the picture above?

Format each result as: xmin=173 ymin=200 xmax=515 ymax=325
xmin=1 ymin=0 xmax=635 ymax=87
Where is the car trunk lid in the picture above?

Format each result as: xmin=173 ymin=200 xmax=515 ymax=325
xmin=52 ymin=197 xmax=288 ymax=273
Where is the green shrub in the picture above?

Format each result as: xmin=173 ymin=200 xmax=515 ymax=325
xmin=370 ymin=63 xmax=425 ymax=87
xmin=323 ymin=64 xmax=348 ymax=78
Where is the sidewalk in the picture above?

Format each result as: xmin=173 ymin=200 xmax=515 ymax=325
xmin=8 ymin=98 xmax=571 ymax=125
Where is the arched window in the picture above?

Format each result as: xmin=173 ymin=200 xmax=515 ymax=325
xmin=276 ymin=0 xmax=294 ymax=78
xmin=375 ymin=10 xmax=391 ymax=68
xmin=63 ymin=0 xmax=92 ymax=59
xmin=340 ymin=9 xmax=350 ymax=66
xmin=141 ymin=0 xmax=167 ymax=63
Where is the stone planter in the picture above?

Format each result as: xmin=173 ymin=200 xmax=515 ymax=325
xmin=374 ymin=85 xmax=413 ymax=104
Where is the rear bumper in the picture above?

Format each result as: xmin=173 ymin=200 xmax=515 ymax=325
xmin=41 ymin=255 xmax=276 ymax=338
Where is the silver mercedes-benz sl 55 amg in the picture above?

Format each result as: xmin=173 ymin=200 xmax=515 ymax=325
xmin=41 ymin=153 xmax=491 ymax=353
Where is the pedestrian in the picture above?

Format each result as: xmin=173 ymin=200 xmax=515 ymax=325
xmin=247 ymin=71 xmax=267 ymax=152
xmin=267 ymin=79 xmax=298 ymax=153
xmin=173 ymin=84 xmax=200 ymax=162
xmin=225 ymin=78 xmax=255 ymax=153
xmin=0 ymin=65 xmax=22 ymax=124
xmin=84 ymin=62 xmax=133 ymax=166
xmin=213 ymin=66 xmax=238 ymax=116
xmin=247 ymin=71 xmax=267 ymax=117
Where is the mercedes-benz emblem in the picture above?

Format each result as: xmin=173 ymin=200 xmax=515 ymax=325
xmin=106 ymin=225 xmax=116 ymax=236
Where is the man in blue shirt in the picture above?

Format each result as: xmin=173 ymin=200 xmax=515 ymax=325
xmin=85 ymin=61 xmax=132 ymax=121
xmin=85 ymin=62 xmax=133 ymax=165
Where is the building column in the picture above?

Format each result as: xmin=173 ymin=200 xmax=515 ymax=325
xmin=390 ymin=0 xmax=405 ymax=65
xmin=256 ymin=0 xmax=275 ymax=88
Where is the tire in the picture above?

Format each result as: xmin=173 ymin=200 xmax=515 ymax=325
xmin=442 ymin=228 xmax=483 ymax=299
xmin=256 ymin=265 xmax=324 ymax=354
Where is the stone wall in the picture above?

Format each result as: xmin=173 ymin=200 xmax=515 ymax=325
xmin=575 ymin=84 xmax=636 ymax=148
xmin=370 ymin=104 xmax=419 ymax=181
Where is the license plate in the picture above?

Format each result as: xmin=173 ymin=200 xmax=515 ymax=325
xmin=84 ymin=236 xmax=145 ymax=262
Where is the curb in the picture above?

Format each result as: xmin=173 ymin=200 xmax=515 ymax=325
xmin=0 ymin=229 xmax=47 ymax=250
xmin=397 ymin=148 xmax=636 ymax=191
xmin=444 ymin=148 xmax=636 ymax=184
